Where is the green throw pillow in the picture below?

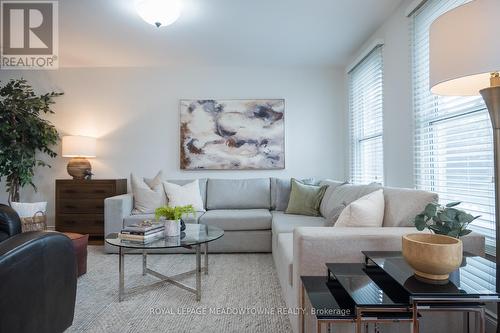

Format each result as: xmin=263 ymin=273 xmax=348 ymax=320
xmin=285 ymin=178 xmax=328 ymax=216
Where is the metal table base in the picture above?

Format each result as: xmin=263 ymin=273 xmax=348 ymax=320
xmin=118 ymin=242 xmax=209 ymax=302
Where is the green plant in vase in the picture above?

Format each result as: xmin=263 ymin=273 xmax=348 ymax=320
xmin=155 ymin=205 xmax=196 ymax=221
xmin=155 ymin=205 xmax=196 ymax=236
xmin=414 ymin=202 xmax=479 ymax=238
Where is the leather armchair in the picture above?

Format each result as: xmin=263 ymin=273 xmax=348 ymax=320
xmin=0 ymin=204 xmax=77 ymax=333
xmin=0 ymin=203 xmax=22 ymax=241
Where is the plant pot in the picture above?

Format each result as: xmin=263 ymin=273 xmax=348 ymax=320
xmin=164 ymin=219 xmax=181 ymax=237
xmin=402 ymin=233 xmax=463 ymax=281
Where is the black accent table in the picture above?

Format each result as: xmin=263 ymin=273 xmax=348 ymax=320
xmin=301 ymin=251 xmax=499 ymax=333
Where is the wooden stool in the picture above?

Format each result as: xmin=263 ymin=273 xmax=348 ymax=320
xmin=63 ymin=232 xmax=89 ymax=277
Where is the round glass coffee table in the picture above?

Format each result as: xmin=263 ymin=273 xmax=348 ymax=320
xmin=106 ymin=224 xmax=224 ymax=302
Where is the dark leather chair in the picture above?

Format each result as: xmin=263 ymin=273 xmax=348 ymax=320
xmin=0 ymin=204 xmax=77 ymax=333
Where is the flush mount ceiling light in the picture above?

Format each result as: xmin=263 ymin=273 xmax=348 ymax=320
xmin=136 ymin=0 xmax=182 ymax=28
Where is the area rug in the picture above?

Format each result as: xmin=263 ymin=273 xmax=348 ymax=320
xmin=68 ymin=246 xmax=292 ymax=333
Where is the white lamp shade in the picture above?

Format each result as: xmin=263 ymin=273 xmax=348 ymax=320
xmin=429 ymin=0 xmax=500 ymax=96
xmin=62 ymin=136 xmax=97 ymax=158
xmin=136 ymin=0 xmax=181 ymax=27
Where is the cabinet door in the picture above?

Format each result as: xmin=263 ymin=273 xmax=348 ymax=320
xmin=58 ymin=199 xmax=105 ymax=214
xmin=57 ymin=214 xmax=104 ymax=235
xmin=57 ymin=182 xmax=115 ymax=199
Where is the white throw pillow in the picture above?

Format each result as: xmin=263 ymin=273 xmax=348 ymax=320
xmin=334 ymin=189 xmax=385 ymax=227
xmin=10 ymin=201 xmax=47 ymax=218
xmin=163 ymin=180 xmax=205 ymax=212
xmin=131 ymin=171 xmax=165 ymax=214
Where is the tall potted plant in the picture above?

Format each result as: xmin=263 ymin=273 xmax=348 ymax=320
xmin=0 ymin=79 xmax=62 ymax=203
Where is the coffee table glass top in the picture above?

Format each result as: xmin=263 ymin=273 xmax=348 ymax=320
xmin=363 ymin=251 xmax=498 ymax=298
xmin=105 ymin=224 xmax=224 ymax=249
xmin=327 ymin=263 xmax=410 ymax=307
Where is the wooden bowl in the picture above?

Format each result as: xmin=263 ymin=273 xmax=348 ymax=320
xmin=402 ymin=233 xmax=463 ymax=281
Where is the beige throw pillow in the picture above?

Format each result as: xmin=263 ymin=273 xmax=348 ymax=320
xmin=131 ymin=171 xmax=165 ymax=214
xmin=334 ymin=189 xmax=384 ymax=227
xmin=163 ymin=179 xmax=205 ymax=212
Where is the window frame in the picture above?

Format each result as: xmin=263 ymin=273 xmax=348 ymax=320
xmin=348 ymin=44 xmax=384 ymax=185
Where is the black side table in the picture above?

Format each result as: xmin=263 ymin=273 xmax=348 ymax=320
xmin=363 ymin=251 xmax=499 ymax=333
xmin=301 ymin=251 xmax=500 ymax=333
xmin=300 ymin=276 xmax=356 ymax=332
xmin=327 ymin=263 xmax=414 ymax=333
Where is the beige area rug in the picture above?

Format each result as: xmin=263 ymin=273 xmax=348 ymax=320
xmin=67 ymin=246 xmax=292 ymax=333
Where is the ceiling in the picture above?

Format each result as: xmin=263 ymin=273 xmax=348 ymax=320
xmin=59 ymin=0 xmax=403 ymax=68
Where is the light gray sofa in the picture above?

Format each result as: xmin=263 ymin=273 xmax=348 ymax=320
xmin=105 ymin=178 xmax=274 ymax=253
xmin=104 ymin=177 xmax=485 ymax=333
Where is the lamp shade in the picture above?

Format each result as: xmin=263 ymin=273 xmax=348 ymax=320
xmin=429 ymin=0 xmax=500 ymax=96
xmin=62 ymin=136 xmax=96 ymax=158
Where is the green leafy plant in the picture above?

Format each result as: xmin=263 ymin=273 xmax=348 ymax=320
xmin=414 ymin=202 xmax=479 ymax=238
xmin=155 ymin=205 xmax=196 ymax=221
xmin=0 ymin=78 xmax=63 ymax=203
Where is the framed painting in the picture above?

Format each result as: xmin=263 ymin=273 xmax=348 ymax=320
xmin=180 ymin=99 xmax=285 ymax=170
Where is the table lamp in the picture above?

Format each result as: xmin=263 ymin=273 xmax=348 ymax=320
xmin=429 ymin=0 xmax=500 ymax=318
xmin=62 ymin=136 xmax=97 ymax=179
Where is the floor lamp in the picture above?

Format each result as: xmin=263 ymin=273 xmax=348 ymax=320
xmin=429 ymin=0 xmax=500 ymax=329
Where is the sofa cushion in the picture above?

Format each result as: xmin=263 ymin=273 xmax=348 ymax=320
xmin=335 ymin=189 xmax=385 ymax=227
xmin=131 ymin=171 xmax=166 ymax=214
xmin=271 ymin=211 xmax=327 ymax=234
xmin=206 ymin=178 xmax=270 ymax=209
xmin=271 ymin=178 xmax=318 ymax=211
xmin=163 ymin=179 xmax=205 ymax=212
xmin=166 ymin=178 xmax=207 ymax=209
xmin=382 ymin=187 xmax=438 ymax=227
xmin=277 ymin=233 xmax=294 ymax=286
xmin=285 ymin=179 xmax=327 ymax=216
xmin=124 ymin=212 xmax=203 ymax=227
xmin=319 ymin=179 xmax=348 ymax=222
xmin=320 ymin=183 xmax=382 ymax=225
xmin=199 ymin=209 xmax=272 ymax=231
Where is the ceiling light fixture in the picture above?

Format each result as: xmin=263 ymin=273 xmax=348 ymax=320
xmin=136 ymin=0 xmax=182 ymax=28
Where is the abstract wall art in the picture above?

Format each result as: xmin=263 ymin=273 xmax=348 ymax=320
xmin=180 ymin=99 xmax=285 ymax=170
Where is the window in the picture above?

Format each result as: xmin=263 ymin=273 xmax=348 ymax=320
xmin=348 ymin=45 xmax=384 ymax=185
xmin=412 ymin=0 xmax=495 ymax=256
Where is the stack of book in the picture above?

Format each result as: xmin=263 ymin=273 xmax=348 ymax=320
xmin=119 ymin=221 xmax=164 ymax=243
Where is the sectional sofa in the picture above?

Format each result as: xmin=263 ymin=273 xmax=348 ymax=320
xmin=104 ymin=177 xmax=485 ymax=333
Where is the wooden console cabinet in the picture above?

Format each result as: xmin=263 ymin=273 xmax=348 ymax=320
xmin=55 ymin=179 xmax=127 ymax=238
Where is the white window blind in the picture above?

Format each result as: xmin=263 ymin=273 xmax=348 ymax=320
xmin=412 ymin=0 xmax=495 ymax=256
xmin=349 ymin=45 xmax=384 ymax=185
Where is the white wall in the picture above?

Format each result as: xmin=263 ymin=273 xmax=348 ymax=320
xmin=0 ymin=65 xmax=346 ymax=225
xmin=345 ymin=0 xmax=415 ymax=188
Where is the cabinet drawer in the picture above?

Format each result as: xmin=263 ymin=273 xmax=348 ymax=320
xmin=58 ymin=199 xmax=105 ymax=214
xmin=57 ymin=183 xmax=115 ymax=199
xmin=56 ymin=214 xmax=104 ymax=235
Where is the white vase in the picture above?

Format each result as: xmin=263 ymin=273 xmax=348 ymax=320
xmin=164 ymin=219 xmax=181 ymax=237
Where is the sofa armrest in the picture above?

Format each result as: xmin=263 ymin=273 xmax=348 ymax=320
xmin=104 ymin=193 xmax=133 ymax=253
xmin=293 ymin=227 xmax=485 ymax=279
xmin=293 ymin=227 xmax=417 ymax=279
xmin=0 ymin=204 xmax=22 ymax=238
